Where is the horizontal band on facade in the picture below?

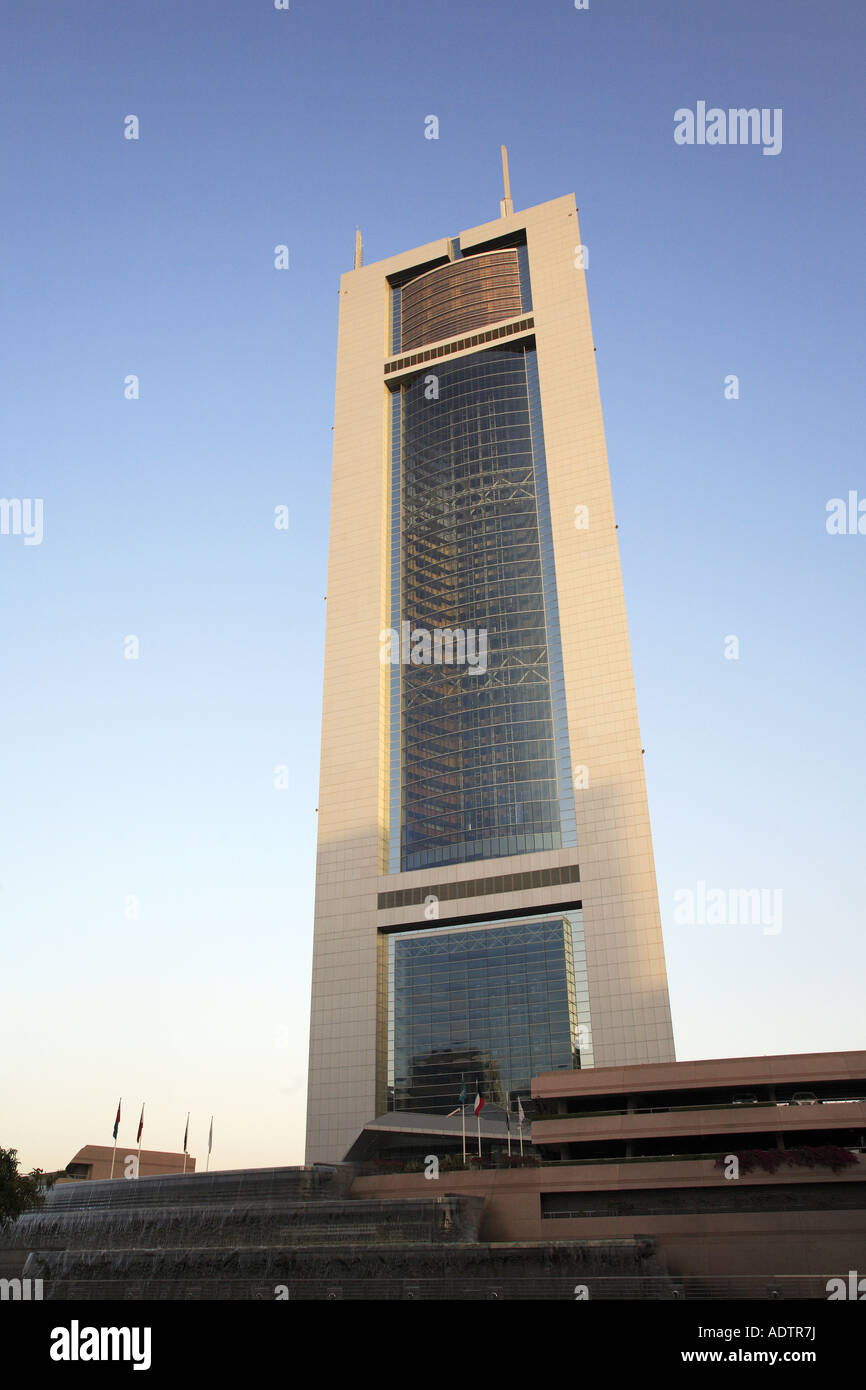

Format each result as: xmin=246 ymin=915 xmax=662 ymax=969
xmin=384 ymin=317 xmax=535 ymax=377
xmin=378 ymin=899 xmax=583 ymax=936
xmin=377 ymin=861 xmax=580 ymax=911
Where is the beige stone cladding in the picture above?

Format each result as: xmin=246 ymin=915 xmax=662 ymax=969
xmin=306 ymin=196 xmax=674 ymax=1164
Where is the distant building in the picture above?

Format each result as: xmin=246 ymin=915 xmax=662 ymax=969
xmin=59 ymin=1145 xmax=195 ymax=1182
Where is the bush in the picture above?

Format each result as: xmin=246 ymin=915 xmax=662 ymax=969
xmin=714 ymin=1145 xmax=858 ymax=1176
xmin=0 ymin=1147 xmax=52 ymax=1227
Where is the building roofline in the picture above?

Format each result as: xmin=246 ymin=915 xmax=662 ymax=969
xmin=533 ymin=1050 xmax=866 ymax=1099
xmin=343 ymin=193 xmax=577 ymax=282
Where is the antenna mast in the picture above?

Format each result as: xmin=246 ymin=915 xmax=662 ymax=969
xmin=499 ymin=145 xmax=514 ymax=217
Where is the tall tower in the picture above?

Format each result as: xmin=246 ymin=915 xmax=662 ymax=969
xmin=306 ymin=179 xmax=675 ymax=1163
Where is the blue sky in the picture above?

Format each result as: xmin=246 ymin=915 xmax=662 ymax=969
xmin=2 ymin=0 xmax=863 ymax=1174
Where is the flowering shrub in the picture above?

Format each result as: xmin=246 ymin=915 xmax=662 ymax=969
xmin=715 ymin=1145 xmax=858 ymax=1175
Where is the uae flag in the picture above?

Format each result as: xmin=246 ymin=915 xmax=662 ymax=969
xmin=136 ymin=1105 xmax=145 ymax=1144
xmin=112 ymin=1099 xmax=121 ymax=1140
xmin=183 ymin=1113 xmax=189 ymax=1154
xmin=474 ymin=1087 xmax=485 ymax=1117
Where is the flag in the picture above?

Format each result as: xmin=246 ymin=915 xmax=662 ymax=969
xmin=504 ymin=1097 xmax=511 ymax=1132
xmin=517 ymin=1096 xmax=525 ymax=1127
xmin=112 ymin=1099 xmax=121 ymax=1141
xmin=137 ymin=1104 xmax=144 ymax=1144
xmin=207 ymin=1116 xmax=213 ymax=1155
xmin=458 ymin=1079 xmax=467 ymax=1106
xmin=474 ymin=1087 xmax=485 ymax=1118
xmin=183 ymin=1113 xmax=189 ymax=1154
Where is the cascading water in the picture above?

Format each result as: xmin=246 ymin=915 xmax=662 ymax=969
xmin=1 ymin=1165 xmax=671 ymax=1299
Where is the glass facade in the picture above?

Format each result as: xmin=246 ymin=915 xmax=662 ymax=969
xmin=391 ymin=280 xmax=402 ymax=356
xmin=389 ymin=343 xmax=576 ymax=872
xmin=389 ymin=913 xmax=592 ymax=1113
xmin=382 ymin=245 xmax=591 ymax=1115
xmin=399 ymin=250 xmax=522 ymax=351
xmin=516 ymin=243 xmax=532 ymax=312
xmin=390 ymin=241 xmax=530 ymax=359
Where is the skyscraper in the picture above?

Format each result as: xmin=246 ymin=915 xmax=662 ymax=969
xmin=306 ymin=167 xmax=675 ymax=1163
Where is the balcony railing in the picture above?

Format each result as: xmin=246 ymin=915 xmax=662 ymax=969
xmin=532 ymin=1096 xmax=866 ymax=1123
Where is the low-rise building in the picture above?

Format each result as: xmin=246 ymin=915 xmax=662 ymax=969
xmin=352 ymin=1050 xmax=866 ymax=1293
xmin=59 ymin=1145 xmax=195 ymax=1181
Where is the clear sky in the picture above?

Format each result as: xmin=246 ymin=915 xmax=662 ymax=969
xmin=2 ymin=0 xmax=863 ymax=1175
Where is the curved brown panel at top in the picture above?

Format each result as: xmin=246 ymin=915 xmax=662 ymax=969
xmin=400 ymin=249 xmax=522 ymax=351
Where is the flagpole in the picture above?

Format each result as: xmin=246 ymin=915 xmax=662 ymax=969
xmin=476 ymin=1079 xmax=481 ymax=1159
xmin=518 ymin=1096 xmax=525 ymax=1158
xmin=136 ymin=1103 xmax=144 ymax=1178
xmin=109 ymin=1097 xmax=121 ymax=1179
xmin=206 ymin=1115 xmax=213 ymax=1172
xmin=182 ymin=1111 xmax=189 ymax=1174
xmin=460 ymin=1075 xmax=466 ymax=1166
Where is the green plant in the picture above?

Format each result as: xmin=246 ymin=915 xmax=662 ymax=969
xmin=0 ymin=1147 xmax=53 ymax=1227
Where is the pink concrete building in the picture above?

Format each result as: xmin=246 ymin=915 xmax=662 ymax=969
xmin=351 ymin=1050 xmax=866 ymax=1294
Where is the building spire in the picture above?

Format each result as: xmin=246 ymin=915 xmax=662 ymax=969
xmin=499 ymin=145 xmax=514 ymax=218
xmin=354 ymin=227 xmax=363 ymax=270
